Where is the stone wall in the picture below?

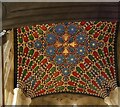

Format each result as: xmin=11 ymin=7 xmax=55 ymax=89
xmin=30 ymin=93 xmax=107 ymax=105
xmin=3 ymin=30 xmax=14 ymax=105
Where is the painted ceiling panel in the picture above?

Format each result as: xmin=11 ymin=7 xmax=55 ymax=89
xmin=15 ymin=21 xmax=118 ymax=98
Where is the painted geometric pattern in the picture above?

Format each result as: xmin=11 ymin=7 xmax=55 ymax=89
xmin=16 ymin=21 xmax=118 ymax=98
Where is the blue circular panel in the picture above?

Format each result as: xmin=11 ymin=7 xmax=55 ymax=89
xmin=46 ymin=34 xmax=56 ymax=44
xmin=77 ymin=46 xmax=86 ymax=56
xmin=68 ymin=25 xmax=77 ymax=35
xmin=62 ymin=68 xmax=70 ymax=76
xmin=55 ymin=55 xmax=64 ymax=65
xmin=67 ymin=55 xmax=76 ymax=64
xmin=90 ymin=41 xmax=97 ymax=49
xmin=46 ymin=46 xmax=55 ymax=56
xmin=55 ymin=25 xmax=65 ymax=35
xmin=34 ymin=40 xmax=42 ymax=49
xmin=76 ymin=34 xmax=85 ymax=44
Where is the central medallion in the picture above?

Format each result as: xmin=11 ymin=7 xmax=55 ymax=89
xmin=44 ymin=23 xmax=89 ymax=80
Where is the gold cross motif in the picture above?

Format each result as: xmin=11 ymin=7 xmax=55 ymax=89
xmin=55 ymin=33 xmax=77 ymax=56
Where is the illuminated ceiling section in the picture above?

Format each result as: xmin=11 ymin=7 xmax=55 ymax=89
xmin=16 ymin=21 xmax=118 ymax=98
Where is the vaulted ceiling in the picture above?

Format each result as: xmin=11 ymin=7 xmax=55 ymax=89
xmin=16 ymin=21 xmax=119 ymax=99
